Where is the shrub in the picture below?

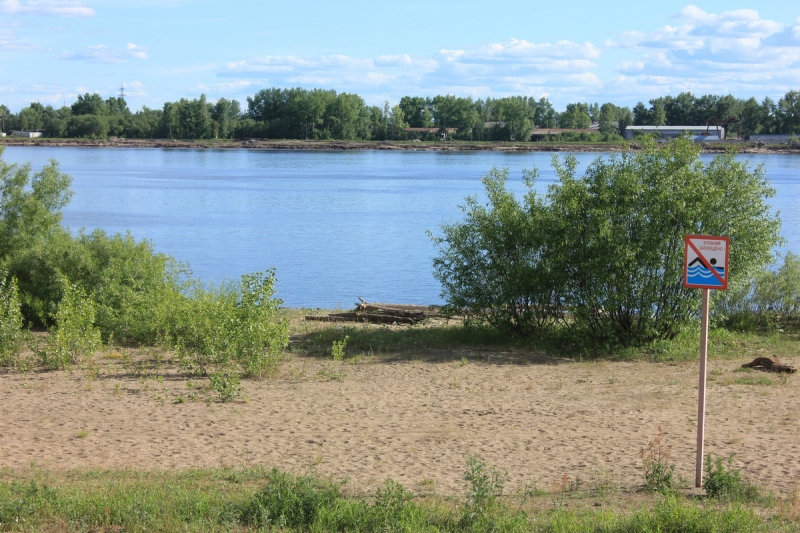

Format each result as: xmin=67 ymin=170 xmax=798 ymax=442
xmin=39 ymin=281 xmax=102 ymax=370
xmin=242 ymin=469 xmax=341 ymax=529
xmin=462 ymin=456 xmax=508 ymax=525
xmin=432 ymin=136 xmax=782 ymax=345
xmin=714 ymin=252 xmax=800 ymax=332
xmin=0 ymin=273 xmax=23 ymax=367
xmin=431 ymin=168 xmax=564 ymax=337
xmin=172 ymin=270 xmax=289 ymax=379
xmin=703 ymin=454 xmax=766 ymax=502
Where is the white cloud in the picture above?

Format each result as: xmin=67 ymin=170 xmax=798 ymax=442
xmin=0 ymin=0 xmax=94 ymax=17
xmin=62 ymin=43 xmax=150 ymax=63
xmin=608 ymin=5 xmax=800 ymax=98
xmin=218 ymin=37 xmax=602 ymax=104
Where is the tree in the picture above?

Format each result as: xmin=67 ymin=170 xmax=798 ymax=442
xmin=432 ymin=137 xmax=782 ymax=346
xmin=558 ymin=103 xmax=591 ymax=129
xmin=71 ymin=93 xmax=107 ymax=116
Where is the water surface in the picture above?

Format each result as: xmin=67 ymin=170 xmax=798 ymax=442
xmin=2 ymin=147 xmax=797 ymax=307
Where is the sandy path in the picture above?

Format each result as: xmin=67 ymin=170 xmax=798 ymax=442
xmin=1 ymin=352 xmax=798 ymax=496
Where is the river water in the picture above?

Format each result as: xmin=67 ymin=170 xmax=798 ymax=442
xmin=2 ymin=147 xmax=798 ymax=307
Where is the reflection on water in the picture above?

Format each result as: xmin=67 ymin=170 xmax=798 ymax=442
xmin=2 ymin=147 xmax=798 ymax=307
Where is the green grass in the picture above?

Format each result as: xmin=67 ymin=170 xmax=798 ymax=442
xmin=284 ymin=309 xmax=800 ymax=364
xmin=0 ymin=467 xmax=797 ymax=532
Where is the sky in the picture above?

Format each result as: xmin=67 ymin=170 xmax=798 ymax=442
xmin=1 ymin=0 xmax=800 ymax=112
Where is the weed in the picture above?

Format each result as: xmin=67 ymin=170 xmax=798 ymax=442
xmin=461 ymin=456 xmax=507 ymax=525
xmin=331 ymin=335 xmax=349 ymax=361
xmin=75 ymin=430 xmax=89 ymax=439
xmin=0 ymin=274 xmax=24 ymax=369
xmin=640 ymin=426 xmax=675 ymax=493
xmin=704 ymin=454 xmax=767 ymax=502
xmin=39 ymin=282 xmax=102 ymax=370
xmin=209 ymin=370 xmax=243 ymax=402
xmin=113 ymin=383 xmax=121 ymax=397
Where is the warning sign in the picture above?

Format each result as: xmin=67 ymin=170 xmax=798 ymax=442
xmin=684 ymin=235 xmax=729 ymax=290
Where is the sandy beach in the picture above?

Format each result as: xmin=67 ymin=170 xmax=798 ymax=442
xmin=1 ymin=348 xmax=798 ymax=497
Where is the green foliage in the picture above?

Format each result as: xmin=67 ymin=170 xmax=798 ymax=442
xmin=242 ymin=469 xmax=341 ymax=529
xmin=431 ymin=167 xmax=563 ymax=337
xmin=0 ymin=467 xmax=779 ymax=533
xmin=703 ymin=455 xmax=767 ymax=502
xmin=714 ymin=252 xmax=800 ymax=332
xmin=331 ymin=334 xmax=349 ymax=361
xmin=461 ymin=456 xmax=508 ymax=526
xmin=172 ymin=270 xmax=289 ymax=379
xmin=640 ymin=426 xmax=676 ymax=493
xmin=0 ymin=272 xmax=23 ymax=367
xmin=208 ymin=369 xmax=243 ymax=402
xmin=39 ymin=281 xmax=102 ymax=370
xmin=433 ymin=137 xmax=782 ymax=346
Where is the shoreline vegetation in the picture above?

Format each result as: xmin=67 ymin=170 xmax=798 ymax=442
xmin=4 ymin=136 xmax=800 ymax=154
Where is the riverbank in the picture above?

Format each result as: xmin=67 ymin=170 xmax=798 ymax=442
xmin=3 ymin=136 xmax=800 ymax=154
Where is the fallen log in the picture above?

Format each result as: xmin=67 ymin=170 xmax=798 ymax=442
xmin=305 ymin=312 xmax=418 ymax=325
xmin=741 ymin=356 xmax=797 ymax=374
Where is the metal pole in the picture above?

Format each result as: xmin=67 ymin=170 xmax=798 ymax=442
xmin=696 ymin=288 xmax=710 ymax=488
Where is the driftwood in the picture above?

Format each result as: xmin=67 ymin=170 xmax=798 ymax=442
xmin=741 ymin=356 xmax=797 ymax=374
xmin=304 ymin=298 xmax=438 ymax=325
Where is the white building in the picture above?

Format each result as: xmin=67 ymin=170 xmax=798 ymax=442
xmin=624 ymin=125 xmax=723 ymax=141
xmin=11 ymin=131 xmax=42 ymax=138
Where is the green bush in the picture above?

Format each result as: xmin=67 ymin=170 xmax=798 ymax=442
xmin=242 ymin=469 xmax=341 ymax=529
xmin=172 ymin=270 xmax=288 ymax=379
xmin=703 ymin=454 xmax=766 ymax=502
xmin=432 ymin=137 xmax=782 ymax=346
xmin=39 ymin=281 xmax=102 ymax=370
xmin=714 ymin=252 xmax=800 ymax=332
xmin=0 ymin=273 xmax=23 ymax=367
xmin=461 ymin=456 xmax=508 ymax=526
xmin=431 ymin=168 xmax=564 ymax=337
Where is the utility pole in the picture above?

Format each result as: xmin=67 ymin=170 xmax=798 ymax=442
xmin=119 ymin=83 xmax=126 ymax=100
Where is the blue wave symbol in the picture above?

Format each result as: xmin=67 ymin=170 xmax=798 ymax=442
xmin=687 ymin=264 xmax=725 ymax=286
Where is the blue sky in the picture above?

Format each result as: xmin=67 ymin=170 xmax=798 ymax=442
xmin=1 ymin=0 xmax=799 ymax=112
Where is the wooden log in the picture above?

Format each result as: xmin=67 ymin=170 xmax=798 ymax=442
xmin=741 ymin=356 xmax=797 ymax=374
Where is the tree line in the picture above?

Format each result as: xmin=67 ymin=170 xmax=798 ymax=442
xmin=2 ymin=88 xmax=800 ymax=141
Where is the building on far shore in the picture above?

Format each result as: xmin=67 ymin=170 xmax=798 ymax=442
xmin=10 ymin=131 xmax=42 ymax=138
xmin=624 ymin=125 xmax=723 ymax=141
xmin=404 ymin=127 xmax=457 ymax=140
xmin=0 ymin=132 xmax=5 ymax=137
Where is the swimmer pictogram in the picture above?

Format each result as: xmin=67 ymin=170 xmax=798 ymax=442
xmin=683 ymin=235 xmax=729 ymax=290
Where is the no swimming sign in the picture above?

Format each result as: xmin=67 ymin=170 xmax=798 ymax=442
xmin=683 ymin=235 xmax=729 ymax=290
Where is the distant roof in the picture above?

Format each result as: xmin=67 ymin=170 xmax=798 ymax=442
xmin=625 ymin=125 xmax=721 ymax=131
xmin=531 ymin=128 xmax=596 ymax=134
xmin=404 ymin=127 xmax=457 ymax=132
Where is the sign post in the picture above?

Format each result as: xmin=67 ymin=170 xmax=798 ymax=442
xmin=683 ymin=235 xmax=729 ymax=488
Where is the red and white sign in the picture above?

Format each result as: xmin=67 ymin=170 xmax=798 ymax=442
xmin=683 ymin=235 xmax=729 ymax=290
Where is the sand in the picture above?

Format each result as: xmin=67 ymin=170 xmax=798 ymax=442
xmin=1 ymin=350 xmax=798 ymax=496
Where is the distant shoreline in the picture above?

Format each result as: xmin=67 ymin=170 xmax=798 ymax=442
xmin=2 ymin=137 xmax=799 ymax=154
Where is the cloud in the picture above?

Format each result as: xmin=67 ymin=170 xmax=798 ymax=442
xmin=62 ymin=43 xmax=150 ymax=63
xmin=608 ymin=5 xmax=800 ymax=98
xmin=218 ymin=37 xmax=601 ymax=104
xmin=0 ymin=0 xmax=94 ymax=17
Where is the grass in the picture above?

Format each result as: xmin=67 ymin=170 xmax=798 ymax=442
xmin=0 ymin=466 xmax=797 ymax=532
xmin=282 ymin=308 xmax=800 ymax=364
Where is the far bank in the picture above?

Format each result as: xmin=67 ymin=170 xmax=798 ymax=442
xmin=3 ymin=136 xmax=800 ymax=154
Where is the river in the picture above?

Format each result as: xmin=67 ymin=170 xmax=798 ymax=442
xmin=2 ymin=147 xmax=797 ymax=307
